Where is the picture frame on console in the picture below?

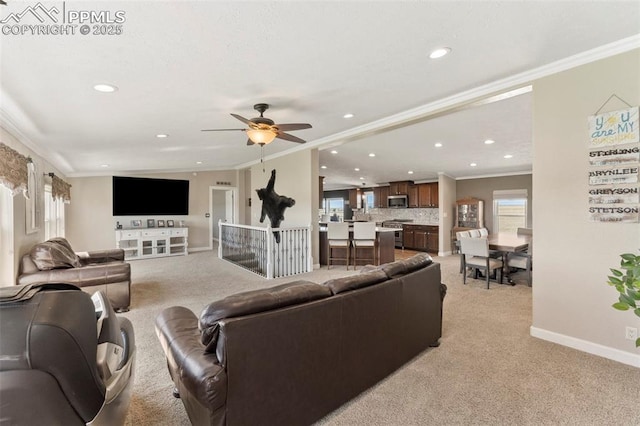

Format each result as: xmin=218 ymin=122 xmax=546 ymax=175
xmin=131 ymin=220 xmax=142 ymax=228
xmin=157 ymin=220 xmax=165 ymax=227
xmin=167 ymin=220 xmax=174 ymax=227
xmin=147 ymin=219 xmax=155 ymax=228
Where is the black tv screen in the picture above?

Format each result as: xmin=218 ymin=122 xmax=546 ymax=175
xmin=112 ymin=176 xmax=189 ymax=216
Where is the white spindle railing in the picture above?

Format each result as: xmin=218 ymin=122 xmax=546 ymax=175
xmin=219 ymin=222 xmax=312 ymax=279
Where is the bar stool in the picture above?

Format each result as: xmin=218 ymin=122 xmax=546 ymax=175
xmin=352 ymin=222 xmax=376 ymax=268
xmin=327 ymin=222 xmax=350 ymax=269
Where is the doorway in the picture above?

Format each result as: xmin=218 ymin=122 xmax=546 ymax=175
xmin=209 ymin=186 xmax=238 ymax=250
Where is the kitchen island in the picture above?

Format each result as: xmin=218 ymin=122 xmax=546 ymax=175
xmin=318 ymin=226 xmax=396 ymax=266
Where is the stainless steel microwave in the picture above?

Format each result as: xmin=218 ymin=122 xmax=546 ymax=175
xmin=387 ymin=195 xmax=408 ymax=208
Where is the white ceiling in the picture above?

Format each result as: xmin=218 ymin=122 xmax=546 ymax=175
xmin=1 ymin=1 xmax=639 ymax=190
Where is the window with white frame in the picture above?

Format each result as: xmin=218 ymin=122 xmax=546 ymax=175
xmin=44 ymin=184 xmax=65 ymax=240
xmin=493 ymin=189 xmax=527 ymax=234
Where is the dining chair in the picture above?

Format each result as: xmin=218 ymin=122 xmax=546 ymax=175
xmin=517 ymin=227 xmax=533 ymax=236
xmin=468 ymin=229 xmax=482 ymax=238
xmin=327 ymin=222 xmax=350 ymax=269
xmin=478 ymin=228 xmax=489 ymax=237
xmin=507 ymin=239 xmax=533 ymax=286
xmin=352 ymin=222 xmax=377 ymax=267
xmin=456 ymin=230 xmax=471 ymax=272
xmin=460 ymin=236 xmax=504 ymax=289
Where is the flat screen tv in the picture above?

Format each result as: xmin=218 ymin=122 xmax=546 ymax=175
xmin=112 ymin=176 xmax=189 ymax=216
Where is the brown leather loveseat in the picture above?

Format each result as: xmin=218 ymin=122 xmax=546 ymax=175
xmin=16 ymin=237 xmax=131 ymax=312
xmin=155 ymin=253 xmax=446 ymax=425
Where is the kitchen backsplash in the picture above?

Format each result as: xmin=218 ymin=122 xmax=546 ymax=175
xmin=353 ymin=208 xmax=439 ymax=225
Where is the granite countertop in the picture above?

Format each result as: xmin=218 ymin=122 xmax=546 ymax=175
xmin=319 ymin=226 xmax=398 ymax=232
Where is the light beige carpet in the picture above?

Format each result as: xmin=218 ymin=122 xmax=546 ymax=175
xmin=121 ymin=252 xmax=640 ymax=426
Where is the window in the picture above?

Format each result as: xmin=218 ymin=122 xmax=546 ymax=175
xmin=44 ymin=184 xmax=65 ymax=240
xmin=493 ymin=189 xmax=527 ymax=234
xmin=325 ymin=198 xmax=345 ymax=221
xmin=364 ymin=191 xmax=374 ymax=210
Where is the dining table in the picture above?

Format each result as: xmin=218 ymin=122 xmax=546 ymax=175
xmin=487 ymin=233 xmax=532 ymax=283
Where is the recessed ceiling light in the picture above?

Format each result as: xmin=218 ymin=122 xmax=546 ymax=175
xmin=93 ymin=83 xmax=118 ymax=93
xmin=484 ymin=139 xmax=495 ymax=145
xmin=343 ymin=113 xmax=354 ymax=119
xmin=359 ymin=177 xmax=364 ymax=180
xmin=321 ymin=165 xmax=327 ymax=169
xmin=434 ymin=142 xmax=443 ymax=148
xmin=100 ymin=164 xmax=109 ymax=168
xmin=354 ymin=168 xmax=360 ymax=171
xmin=331 ymin=150 xmax=338 ymax=154
xmin=504 ymin=154 xmax=513 ymax=159
xmin=429 ymin=47 xmax=451 ymax=59
xmin=368 ymin=153 xmax=376 ymax=157
xmin=470 ymin=163 xmax=477 ymax=167
xmin=408 ymin=171 xmax=414 ymax=174
xmin=196 ymin=161 xmax=202 ymax=164
xmin=156 ymin=134 xmax=168 ymax=138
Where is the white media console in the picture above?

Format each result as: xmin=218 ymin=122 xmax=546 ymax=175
xmin=115 ymin=227 xmax=188 ymax=260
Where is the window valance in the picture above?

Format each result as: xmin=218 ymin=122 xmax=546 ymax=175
xmin=51 ymin=173 xmax=71 ymax=203
xmin=0 ymin=142 xmax=29 ymax=196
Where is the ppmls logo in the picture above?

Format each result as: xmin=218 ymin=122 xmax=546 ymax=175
xmin=1 ymin=2 xmax=126 ymax=36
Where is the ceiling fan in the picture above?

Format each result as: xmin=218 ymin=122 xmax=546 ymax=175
xmin=202 ymin=103 xmax=312 ymax=146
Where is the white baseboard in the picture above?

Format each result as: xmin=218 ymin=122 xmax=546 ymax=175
xmin=188 ymin=246 xmax=211 ymax=253
xmin=530 ymin=326 xmax=640 ymax=368
xmin=438 ymin=250 xmax=453 ymax=257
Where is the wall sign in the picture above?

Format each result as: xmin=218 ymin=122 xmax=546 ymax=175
xmin=587 ymin=100 xmax=640 ymax=222
xmin=588 ymin=107 xmax=639 ymax=147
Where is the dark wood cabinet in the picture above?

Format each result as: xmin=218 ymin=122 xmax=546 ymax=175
xmin=417 ymin=183 xmax=439 ymax=208
xmin=408 ymin=185 xmax=419 ymax=207
xmin=389 ymin=180 xmax=412 ymax=195
xmin=402 ymin=224 xmax=438 ymax=253
xmin=349 ymin=188 xmax=362 ymax=209
xmin=373 ymin=186 xmax=389 ymax=208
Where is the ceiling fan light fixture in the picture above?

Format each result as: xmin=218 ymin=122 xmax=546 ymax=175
xmin=247 ymin=128 xmax=277 ymax=145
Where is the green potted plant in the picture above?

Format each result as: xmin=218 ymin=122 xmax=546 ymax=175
xmin=607 ymin=252 xmax=640 ymax=347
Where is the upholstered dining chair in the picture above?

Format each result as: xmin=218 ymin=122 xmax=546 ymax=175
xmin=456 ymin=230 xmax=471 ymax=272
xmin=460 ymin=236 xmax=504 ymax=289
xmin=327 ymin=222 xmax=350 ymax=269
xmin=507 ymin=239 xmax=533 ymax=286
xmin=517 ymin=227 xmax=533 ymax=236
xmin=352 ymin=222 xmax=376 ymax=267
xmin=468 ymin=229 xmax=482 ymax=238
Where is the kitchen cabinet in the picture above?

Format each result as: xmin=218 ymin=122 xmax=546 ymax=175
xmin=402 ymin=224 xmax=438 ymax=253
xmin=349 ymin=188 xmax=362 ymax=209
xmin=408 ymin=185 xmax=419 ymax=208
xmin=373 ymin=186 xmax=389 ymax=208
xmin=389 ymin=180 xmax=413 ymax=195
xmin=418 ymin=183 xmax=439 ymax=208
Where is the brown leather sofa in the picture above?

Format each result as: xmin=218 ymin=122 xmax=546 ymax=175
xmin=16 ymin=237 xmax=131 ymax=312
xmin=155 ymin=253 xmax=446 ymax=425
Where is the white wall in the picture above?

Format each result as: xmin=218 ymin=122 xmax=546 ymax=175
xmin=532 ymin=49 xmax=640 ymax=367
xmin=438 ymin=173 xmax=456 ymax=255
xmin=66 ymin=170 xmax=238 ymax=252
xmin=250 ymin=149 xmax=319 ymax=264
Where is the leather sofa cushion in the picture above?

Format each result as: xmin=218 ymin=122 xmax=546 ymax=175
xmin=30 ymin=240 xmax=81 ymax=271
xmin=199 ymin=281 xmax=332 ymax=352
xmin=323 ymin=270 xmax=388 ymax=295
xmin=379 ymin=260 xmax=408 ymax=278
xmin=403 ymin=253 xmax=433 ymax=273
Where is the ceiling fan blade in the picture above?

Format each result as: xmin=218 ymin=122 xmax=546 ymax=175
xmin=247 ymin=138 xmax=255 ymax=146
xmin=201 ymin=128 xmax=246 ymax=132
xmin=276 ymin=131 xmax=306 ymax=144
xmin=230 ymin=113 xmax=253 ymax=126
xmin=275 ymin=123 xmax=312 ymax=131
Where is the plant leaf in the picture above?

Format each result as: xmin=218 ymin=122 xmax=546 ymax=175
xmin=612 ymin=302 xmax=630 ymax=311
xmin=608 ymin=276 xmax=623 ymax=285
xmin=621 ymin=253 xmax=637 ymax=261
xmin=634 ymin=307 xmax=640 ymax=317
xmin=636 ymin=337 xmax=640 ymax=348
xmin=610 ymin=268 xmax=623 ymax=277
xmin=620 ymin=294 xmax=637 ymax=307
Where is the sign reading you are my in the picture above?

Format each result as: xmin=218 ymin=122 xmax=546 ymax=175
xmin=587 ymin=106 xmax=640 ymax=223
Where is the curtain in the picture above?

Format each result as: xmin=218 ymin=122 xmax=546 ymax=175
xmin=0 ymin=142 xmax=29 ymax=196
xmin=51 ymin=174 xmax=71 ymax=203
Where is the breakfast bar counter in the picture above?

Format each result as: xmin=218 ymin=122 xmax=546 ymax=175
xmin=318 ymin=227 xmax=396 ymax=266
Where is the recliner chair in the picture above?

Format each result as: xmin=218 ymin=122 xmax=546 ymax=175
xmin=0 ymin=283 xmax=135 ymax=425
